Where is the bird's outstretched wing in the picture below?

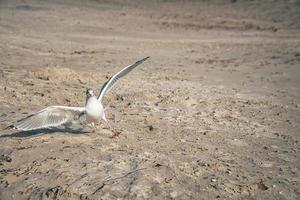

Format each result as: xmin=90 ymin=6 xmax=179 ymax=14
xmin=97 ymin=56 xmax=150 ymax=102
xmin=14 ymin=106 xmax=85 ymax=131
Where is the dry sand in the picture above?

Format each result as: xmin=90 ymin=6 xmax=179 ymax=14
xmin=0 ymin=0 xmax=300 ymax=199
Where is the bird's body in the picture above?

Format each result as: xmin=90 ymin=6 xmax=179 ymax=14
xmin=85 ymin=95 xmax=104 ymax=124
xmin=12 ymin=56 xmax=150 ymax=137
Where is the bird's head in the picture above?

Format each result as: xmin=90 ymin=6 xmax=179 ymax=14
xmin=86 ymin=88 xmax=95 ymax=98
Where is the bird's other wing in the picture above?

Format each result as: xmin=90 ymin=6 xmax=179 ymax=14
xmin=14 ymin=106 xmax=85 ymax=131
xmin=97 ymin=56 xmax=150 ymax=102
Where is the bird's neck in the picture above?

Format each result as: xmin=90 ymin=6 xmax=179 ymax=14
xmin=86 ymin=96 xmax=97 ymax=105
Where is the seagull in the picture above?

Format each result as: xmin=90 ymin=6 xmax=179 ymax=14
xmin=12 ymin=56 xmax=150 ymax=137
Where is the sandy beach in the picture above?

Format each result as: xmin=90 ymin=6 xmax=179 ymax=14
xmin=0 ymin=0 xmax=299 ymax=199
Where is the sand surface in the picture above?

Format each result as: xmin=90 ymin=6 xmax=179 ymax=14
xmin=0 ymin=0 xmax=300 ymax=199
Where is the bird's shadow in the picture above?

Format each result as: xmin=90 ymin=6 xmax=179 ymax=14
xmin=1 ymin=127 xmax=90 ymax=138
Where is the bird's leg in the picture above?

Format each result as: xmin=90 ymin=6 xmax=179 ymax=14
xmin=87 ymin=122 xmax=96 ymax=132
xmin=92 ymin=123 xmax=97 ymax=132
xmin=102 ymin=114 xmax=121 ymax=138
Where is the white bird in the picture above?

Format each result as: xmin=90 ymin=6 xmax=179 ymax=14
xmin=12 ymin=56 xmax=150 ymax=137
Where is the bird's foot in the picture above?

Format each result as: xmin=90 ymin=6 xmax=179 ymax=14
xmin=110 ymin=129 xmax=122 ymax=138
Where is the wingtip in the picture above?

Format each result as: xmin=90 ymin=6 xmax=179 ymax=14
xmin=140 ymin=56 xmax=150 ymax=62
